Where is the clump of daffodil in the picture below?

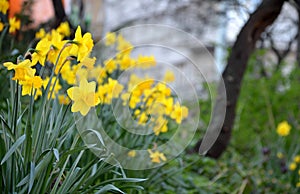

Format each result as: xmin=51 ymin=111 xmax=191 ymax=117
xmin=67 ymin=78 xmax=100 ymax=116
xmin=8 ymin=17 xmax=21 ymax=34
xmin=4 ymin=59 xmax=44 ymax=98
xmin=148 ymin=149 xmax=167 ymax=163
xmin=96 ymin=78 xmax=124 ymax=104
xmin=120 ymin=73 xmax=188 ymax=135
xmin=276 ymin=121 xmax=291 ymax=137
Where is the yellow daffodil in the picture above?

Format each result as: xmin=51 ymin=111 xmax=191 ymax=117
xmin=60 ymin=62 xmax=76 ymax=85
xmin=163 ymin=97 xmax=174 ymax=116
xmin=294 ymin=155 xmax=300 ymax=163
xmin=35 ymin=28 xmax=46 ymax=39
xmin=32 ymin=38 xmax=51 ymax=66
xmin=104 ymin=59 xmax=117 ymax=74
xmin=170 ymin=102 xmax=188 ymax=124
xmin=148 ymin=149 xmax=167 ymax=163
xmin=152 ymin=117 xmax=168 ymax=135
xmin=297 ymin=182 xmax=300 ymax=188
xmin=76 ymin=67 xmax=88 ymax=82
xmin=138 ymin=112 xmax=149 ymax=124
xmin=47 ymin=30 xmax=67 ymax=64
xmin=289 ymin=162 xmax=297 ymax=171
xmin=163 ymin=70 xmax=175 ymax=82
xmin=156 ymin=82 xmax=171 ymax=97
xmin=105 ymin=32 xmax=116 ymax=46
xmin=20 ymin=75 xmax=43 ymax=97
xmin=276 ymin=152 xmax=283 ymax=159
xmin=3 ymin=59 xmax=35 ymax=81
xmin=119 ymin=54 xmax=135 ymax=70
xmin=58 ymin=94 xmax=71 ymax=105
xmin=70 ymin=26 xmax=94 ymax=62
xmin=79 ymin=57 xmax=96 ymax=70
xmin=129 ymin=94 xmax=141 ymax=109
xmin=97 ymin=78 xmax=123 ymax=104
xmin=136 ymin=55 xmax=156 ymax=68
xmin=127 ymin=150 xmax=136 ymax=157
xmin=117 ymin=34 xmax=133 ymax=54
xmin=67 ymin=79 xmax=100 ymax=116
xmin=0 ymin=0 xmax=9 ymax=14
xmin=9 ymin=17 xmax=21 ymax=34
xmin=137 ymin=80 xmax=154 ymax=92
xmin=276 ymin=121 xmax=291 ymax=137
xmin=91 ymin=66 xmax=107 ymax=83
xmin=56 ymin=21 xmax=71 ymax=37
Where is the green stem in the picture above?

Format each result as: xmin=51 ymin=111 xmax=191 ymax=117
xmin=0 ymin=26 xmax=8 ymax=54
xmin=11 ymin=81 xmax=19 ymax=193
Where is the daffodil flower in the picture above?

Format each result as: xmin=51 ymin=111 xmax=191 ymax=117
xmin=20 ymin=75 xmax=43 ymax=97
xmin=148 ymin=149 xmax=167 ymax=163
xmin=32 ymin=38 xmax=51 ymax=66
xmin=56 ymin=22 xmax=71 ymax=37
xmin=105 ymin=32 xmax=116 ymax=46
xmin=276 ymin=121 xmax=291 ymax=137
xmin=8 ymin=17 xmax=20 ymax=34
xmin=35 ymin=28 xmax=46 ymax=39
xmin=4 ymin=59 xmax=35 ymax=81
xmin=170 ymin=102 xmax=188 ymax=124
xmin=70 ymin=26 xmax=94 ymax=62
xmin=67 ymin=79 xmax=100 ymax=116
xmin=0 ymin=0 xmax=9 ymax=14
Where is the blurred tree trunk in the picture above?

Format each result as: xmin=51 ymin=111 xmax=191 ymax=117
xmin=194 ymin=0 xmax=287 ymax=158
xmin=52 ymin=0 xmax=67 ymax=28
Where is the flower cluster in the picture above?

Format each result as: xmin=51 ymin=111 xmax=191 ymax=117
xmin=3 ymin=24 xmax=90 ymax=103
xmin=0 ymin=1 xmax=21 ymax=34
xmin=3 ymin=26 xmax=189 ymax=164
xmin=273 ymin=121 xmax=300 ymax=188
xmin=288 ymin=155 xmax=300 ymax=187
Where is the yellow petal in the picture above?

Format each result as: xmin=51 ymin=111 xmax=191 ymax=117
xmin=71 ymin=100 xmax=85 ymax=112
xmin=67 ymin=87 xmax=80 ymax=100
xmin=79 ymin=103 xmax=90 ymax=116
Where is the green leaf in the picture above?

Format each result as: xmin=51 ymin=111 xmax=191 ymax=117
xmin=95 ymin=184 xmax=124 ymax=194
xmin=28 ymin=162 xmax=35 ymax=192
xmin=1 ymin=134 xmax=25 ymax=165
xmin=53 ymin=149 xmax=59 ymax=161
